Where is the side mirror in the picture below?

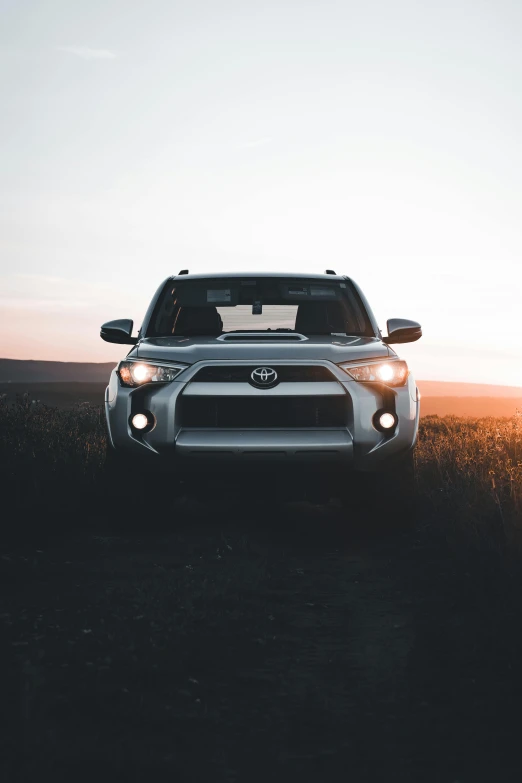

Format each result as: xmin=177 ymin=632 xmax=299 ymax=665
xmin=100 ymin=319 xmax=137 ymax=345
xmin=383 ymin=318 xmax=422 ymax=345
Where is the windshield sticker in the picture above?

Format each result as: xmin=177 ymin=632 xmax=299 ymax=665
xmin=288 ymin=287 xmax=309 ymax=296
xmin=207 ymin=289 xmax=231 ymax=303
xmin=310 ymin=286 xmax=336 ymax=297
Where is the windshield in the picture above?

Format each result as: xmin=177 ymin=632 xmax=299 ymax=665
xmin=148 ymin=277 xmax=373 ymax=337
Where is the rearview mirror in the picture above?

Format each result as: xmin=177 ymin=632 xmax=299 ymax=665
xmin=383 ymin=318 xmax=422 ymax=345
xmin=100 ymin=319 xmax=137 ymax=345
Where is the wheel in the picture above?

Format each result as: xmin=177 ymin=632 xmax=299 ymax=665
xmin=378 ymin=450 xmax=417 ymax=533
xmin=102 ymin=444 xmax=143 ymax=527
xmin=102 ymin=444 xmax=182 ymax=533
xmin=341 ymin=450 xmax=417 ymax=535
xmin=104 ymin=443 xmax=136 ymax=496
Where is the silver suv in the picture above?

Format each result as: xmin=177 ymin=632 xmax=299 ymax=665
xmin=101 ymin=271 xmax=421 ymax=526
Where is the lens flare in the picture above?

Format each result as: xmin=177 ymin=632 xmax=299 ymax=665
xmin=119 ymin=365 xmax=132 ymax=385
xmin=376 ymin=364 xmax=394 ymax=382
xmin=132 ymin=364 xmax=150 ymax=382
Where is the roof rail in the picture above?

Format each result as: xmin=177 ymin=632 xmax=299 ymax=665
xmin=178 ymin=269 xmax=189 ymax=275
xmin=324 ymin=269 xmax=336 ymax=275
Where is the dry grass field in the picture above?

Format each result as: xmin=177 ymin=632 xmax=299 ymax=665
xmin=2 ymin=378 xmax=522 ymax=417
xmin=0 ymin=382 xmax=107 ymax=408
xmin=1 ymin=395 xmax=522 ymax=782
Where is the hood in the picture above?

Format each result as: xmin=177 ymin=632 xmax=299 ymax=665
xmin=129 ymin=335 xmax=391 ymax=365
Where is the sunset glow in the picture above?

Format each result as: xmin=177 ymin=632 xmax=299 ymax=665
xmin=2 ymin=1 xmax=521 ymax=387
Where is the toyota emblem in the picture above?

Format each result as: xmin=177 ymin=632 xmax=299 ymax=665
xmin=250 ymin=367 xmax=278 ymax=388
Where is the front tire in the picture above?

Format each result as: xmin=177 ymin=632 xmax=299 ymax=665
xmin=104 ymin=444 xmax=135 ymax=495
xmin=103 ymin=445 xmax=144 ymax=528
xmin=102 ymin=444 xmax=182 ymax=532
xmin=341 ymin=450 xmax=417 ymax=535
xmin=378 ymin=450 xmax=417 ymax=533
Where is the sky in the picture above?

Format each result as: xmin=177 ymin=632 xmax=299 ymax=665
xmin=1 ymin=0 xmax=521 ymax=386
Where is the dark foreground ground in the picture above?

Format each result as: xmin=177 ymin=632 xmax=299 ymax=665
xmin=2 ymin=398 xmax=522 ymax=782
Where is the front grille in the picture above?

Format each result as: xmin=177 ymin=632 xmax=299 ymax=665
xmin=179 ymin=396 xmax=347 ymax=428
xmin=190 ymin=365 xmax=335 ymax=383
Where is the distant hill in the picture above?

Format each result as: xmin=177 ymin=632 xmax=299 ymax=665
xmin=420 ymin=397 xmax=521 ymax=418
xmin=416 ymin=381 xmax=522 ymax=417
xmin=1 ymin=359 xmax=521 ymax=417
xmin=0 ymin=359 xmax=117 ymax=383
xmin=417 ymin=380 xmax=522 ymax=399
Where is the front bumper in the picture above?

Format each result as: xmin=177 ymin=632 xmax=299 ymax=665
xmin=105 ymin=359 xmax=419 ymax=472
xmin=175 ymin=428 xmax=353 ymax=461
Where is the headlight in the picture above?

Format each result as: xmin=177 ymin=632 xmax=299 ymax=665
xmin=338 ymin=360 xmax=409 ymax=387
xmin=118 ymin=360 xmax=186 ymax=387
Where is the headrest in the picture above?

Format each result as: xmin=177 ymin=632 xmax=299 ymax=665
xmin=295 ymin=302 xmax=346 ymax=335
xmin=173 ymin=306 xmax=223 ymax=336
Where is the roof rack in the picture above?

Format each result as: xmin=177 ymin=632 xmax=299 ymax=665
xmin=324 ymin=269 xmax=337 ymax=275
xmin=178 ymin=269 xmax=189 ymax=275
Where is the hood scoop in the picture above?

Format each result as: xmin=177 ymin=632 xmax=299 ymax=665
xmin=216 ymin=332 xmax=308 ymax=342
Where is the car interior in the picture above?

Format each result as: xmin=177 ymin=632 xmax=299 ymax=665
xmin=169 ymin=301 xmax=359 ymax=336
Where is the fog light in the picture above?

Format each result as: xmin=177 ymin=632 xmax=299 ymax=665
xmin=379 ymin=413 xmax=395 ymax=430
xmin=373 ymin=410 xmax=398 ymax=433
xmin=131 ymin=413 xmax=149 ymax=430
xmin=379 ymin=412 xmax=396 ymax=430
